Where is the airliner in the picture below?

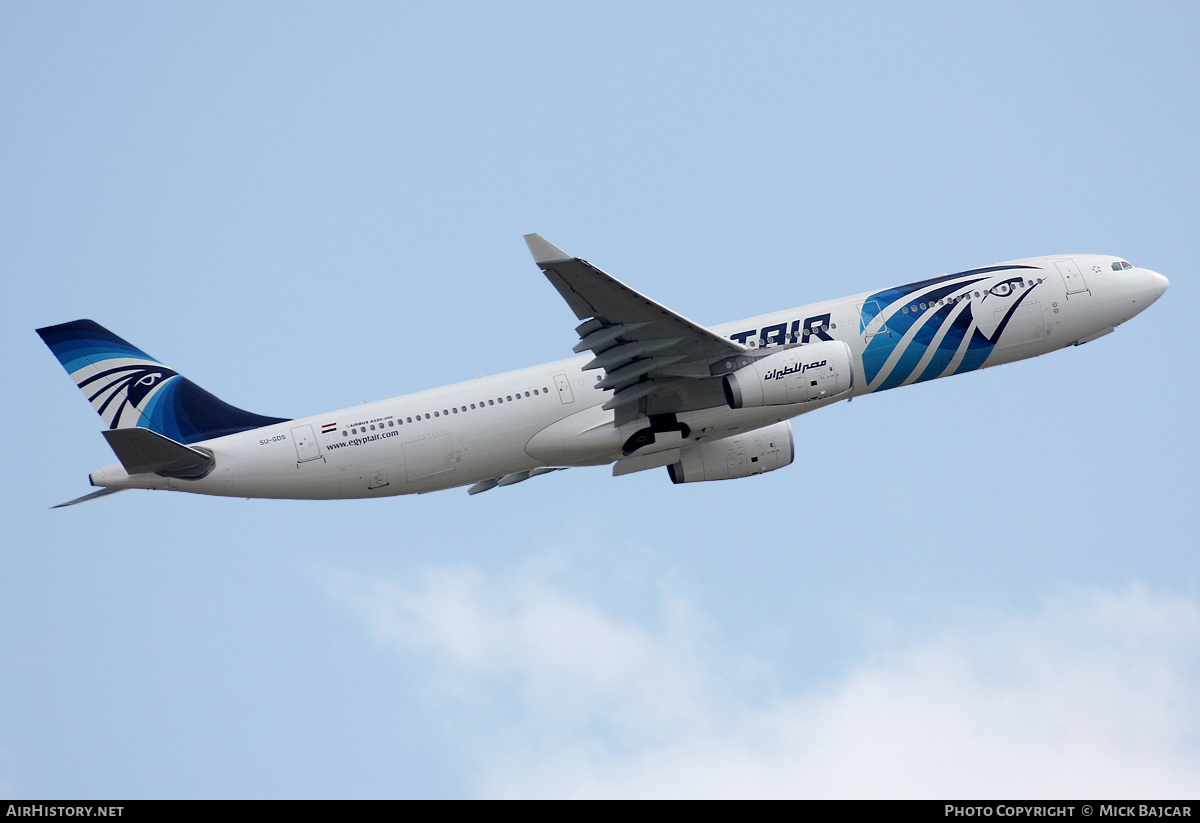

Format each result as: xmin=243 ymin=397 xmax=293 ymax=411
xmin=39 ymin=235 xmax=1168 ymax=505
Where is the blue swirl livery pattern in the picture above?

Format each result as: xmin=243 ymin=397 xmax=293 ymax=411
xmin=859 ymin=265 xmax=1042 ymax=393
xmin=37 ymin=319 xmax=289 ymax=445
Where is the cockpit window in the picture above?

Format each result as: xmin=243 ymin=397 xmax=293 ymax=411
xmin=1112 ymin=261 xmax=1134 ymax=271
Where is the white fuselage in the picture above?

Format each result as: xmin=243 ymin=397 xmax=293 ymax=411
xmin=88 ymin=255 xmax=1168 ymax=498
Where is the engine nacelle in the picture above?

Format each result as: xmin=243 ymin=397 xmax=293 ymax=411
xmin=722 ymin=340 xmax=853 ymax=409
xmin=667 ymin=421 xmax=794 ymax=483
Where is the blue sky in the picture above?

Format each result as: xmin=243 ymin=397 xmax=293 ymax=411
xmin=3 ymin=1 xmax=1198 ymax=798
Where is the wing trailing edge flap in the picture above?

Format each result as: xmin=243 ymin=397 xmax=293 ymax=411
xmin=523 ymin=234 xmax=746 ymax=425
xmin=101 ymin=427 xmax=214 ymax=477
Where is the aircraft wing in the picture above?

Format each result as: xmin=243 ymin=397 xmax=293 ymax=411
xmin=525 ymin=234 xmax=749 ymax=425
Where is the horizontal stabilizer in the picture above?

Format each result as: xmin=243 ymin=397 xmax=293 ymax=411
xmin=102 ymin=428 xmax=214 ymax=477
xmin=53 ymin=487 xmax=127 ymax=508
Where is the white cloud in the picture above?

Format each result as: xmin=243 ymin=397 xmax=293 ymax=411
xmin=332 ymin=570 xmax=1200 ymax=798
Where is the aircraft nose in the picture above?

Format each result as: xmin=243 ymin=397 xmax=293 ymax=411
xmin=1143 ymin=268 xmax=1169 ymax=302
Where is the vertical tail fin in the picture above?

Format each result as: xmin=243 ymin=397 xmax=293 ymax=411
xmin=37 ymin=319 xmax=289 ymax=444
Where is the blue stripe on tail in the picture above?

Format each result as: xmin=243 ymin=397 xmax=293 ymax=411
xmin=37 ymin=320 xmax=290 ymax=444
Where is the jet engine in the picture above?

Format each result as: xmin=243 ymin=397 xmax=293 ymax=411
xmin=667 ymin=421 xmax=794 ymax=483
xmin=723 ymin=340 xmax=853 ymax=409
